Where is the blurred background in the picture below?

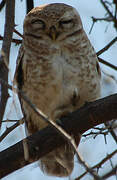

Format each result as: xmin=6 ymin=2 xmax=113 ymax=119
xmin=0 ymin=0 xmax=117 ymax=179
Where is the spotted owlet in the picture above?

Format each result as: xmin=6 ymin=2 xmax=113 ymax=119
xmin=14 ymin=3 xmax=101 ymax=177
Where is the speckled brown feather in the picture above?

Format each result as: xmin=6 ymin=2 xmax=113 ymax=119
xmin=14 ymin=3 xmax=101 ymax=177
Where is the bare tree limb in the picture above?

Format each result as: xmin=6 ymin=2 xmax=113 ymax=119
xmin=14 ymin=28 xmax=23 ymax=39
xmin=2 ymin=119 xmax=20 ymax=123
xmin=75 ymin=151 xmax=102 ymax=180
xmin=89 ymin=15 xmax=114 ymax=34
xmin=0 ymin=1 xmax=116 ymax=179
xmin=104 ymin=121 xmax=117 ymax=143
xmin=0 ymin=78 xmax=115 ymax=179
xmin=98 ymin=57 xmax=117 ymax=71
xmin=0 ymin=35 xmax=22 ymax=45
xmin=96 ymin=37 xmax=117 ymax=71
xmin=0 ymin=78 xmax=117 ymax=134
xmin=92 ymin=16 xmax=114 ymax=23
xmin=99 ymin=0 xmax=117 ymax=29
xmin=100 ymin=0 xmax=114 ymax=19
xmin=90 ymin=1 xmax=117 ymax=32
xmin=0 ymin=0 xmax=15 ymax=128
xmin=97 ymin=37 xmax=117 ymax=56
xmin=76 ymin=150 xmax=117 ymax=180
xmin=0 ymin=77 xmax=117 ymax=178
xmin=83 ymin=129 xmax=109 ymax=138
xmin=101 ymin=165 xmax=117 ymax=179
xmin=0 ymin=119 xmax=24 ymax=142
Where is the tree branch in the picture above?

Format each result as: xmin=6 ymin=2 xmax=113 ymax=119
xmin=0 ymin=35 xmax=22 ymax=45
xmin=14 ymin=28 xmax=23 ymax=39
xmin=98 ymin=57 xmax=117 ymax=71
xmin=100 ymin=0 xmax=114 ymax=19
xmin=0 ymin=0 xmax=15 ymax=128
xmin=0 ymin=1 xmax=116 ymax=178
xmin=101 ymin=165 xmax=117 ymax=179
xmin=97 ymin=37 xmax=117 ymax=56
xmin=0 ymin=84 xmax=117 ymax=178
xmin=76 ymin=149 xmax=117 ymax=179
xmin=0 ymin=119 xmax=24 ymax=142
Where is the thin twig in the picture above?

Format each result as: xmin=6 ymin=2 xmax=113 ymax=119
xmin=105 ymin=122 xmax=117 ymax=143
xmin=0 ymin=35 xmax=22 ymax=45
xmin=100 ymin=0 xmax=114 ymax=18
xmin=100 ymin=0 xmax=117 ymax=29
xmin=97 ymin=37 xmax=117 ymax=56
xmin=89 ymin=16 xmax=113 ymax=34
xmin=89 ymin=20 xmax=95 ymax=34
xmin=83 ymin=129 xmax=109 ymax=138
xmin=2 ymin=119 xmax=19 ymax=123
xmin=101 ymin=164 xmax=117 ymax=179
xmin=92 ymin=16 xmax=113 ymax=22
xmin=0 ymin=119 xmax=24 ymax=142
xmin=75 ymin=151 xmax=102 ymax=180
xmin=98 ymin=57 xmax=117 ymax=71
xmin=96 ymin=37 xmax=117 ymax=71
xmin=14 ymin=28 xmax=23 ymax=39
xmin=76 ymin=150 xmax=117 ymax=180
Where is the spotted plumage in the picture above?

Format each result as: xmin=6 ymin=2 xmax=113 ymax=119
xmin=14 ymin=3 xmax=101 ymax=177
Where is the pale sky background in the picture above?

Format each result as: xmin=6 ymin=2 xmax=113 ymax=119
xmin=0 ymin=0 xmax=117 ymax=180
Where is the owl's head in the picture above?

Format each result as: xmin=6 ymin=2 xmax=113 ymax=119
xmin=23 ymin=3 xmax=83 ymax=42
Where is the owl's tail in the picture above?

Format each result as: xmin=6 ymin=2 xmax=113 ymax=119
xmin=39 ymin=144 xmax=74 ymax=177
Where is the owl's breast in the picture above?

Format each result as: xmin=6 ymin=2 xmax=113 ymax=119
xmin=51 ymin=47 xmax=101 ymax=108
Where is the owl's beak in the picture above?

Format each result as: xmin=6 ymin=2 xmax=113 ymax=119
xmin=49 ymin=26 xmax=58 ymax=40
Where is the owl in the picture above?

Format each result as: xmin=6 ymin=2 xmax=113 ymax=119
xmin=14 ymin=3 xmax=101 ymax=177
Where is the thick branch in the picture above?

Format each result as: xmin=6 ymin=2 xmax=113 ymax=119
xmin=0 ymin=0 xmax=15 ymax=127
xmin=0 ymin=93 xmax=117 ymax=178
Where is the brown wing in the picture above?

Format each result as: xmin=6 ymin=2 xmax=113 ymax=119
xmin=13 ymin=45 xmax=24 ymax=90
